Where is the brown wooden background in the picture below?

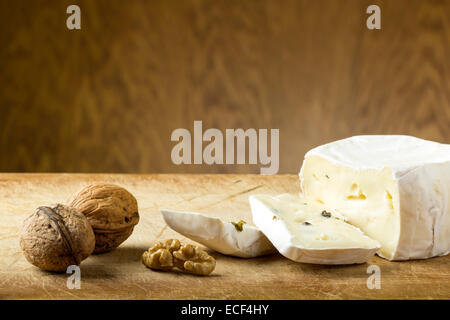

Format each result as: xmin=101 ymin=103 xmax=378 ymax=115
xmin=0 ymin=0 xmax=449 ymax=174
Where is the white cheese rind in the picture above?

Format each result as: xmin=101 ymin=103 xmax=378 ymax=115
xmin=299 ymin=135 xmax=450 ymax=260
xmin=303 ymin=135 xmax=450 ymax=176
xmin=249 ymin=194 xmax=380 ymax=265
xmin=160 ymin=209 xmax=276 ymax=258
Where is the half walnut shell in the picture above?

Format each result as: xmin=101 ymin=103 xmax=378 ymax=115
xmin=69 ymin=184 xmax=140 ymax=253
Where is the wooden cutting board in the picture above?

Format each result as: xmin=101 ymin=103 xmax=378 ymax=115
xmin=0 ymin=173 xmax=449 ymax=299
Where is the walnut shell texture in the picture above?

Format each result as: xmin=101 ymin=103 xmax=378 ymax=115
xmin=69 ymin=184 xmax=139 ymax=253
xmin=20 ymin=204 xmax=95 ymax=272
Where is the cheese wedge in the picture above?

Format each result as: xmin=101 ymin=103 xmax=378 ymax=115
xmin=249 ymin=194 xmax=381 ymax=264
xmin=300 ymin=135 xmax=450 ymax=260
xmin=161 ymin=209 xmax=276 ymax=258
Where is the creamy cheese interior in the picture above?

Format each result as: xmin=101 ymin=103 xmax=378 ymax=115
xmin=255 ymin=194 xmax=380 ymax=250
xmin=301 ymin=155 xmax=400 ymax=258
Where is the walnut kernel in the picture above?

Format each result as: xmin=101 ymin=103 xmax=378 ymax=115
xmin=142 ymin=249 xmax=173 ymax=270
xmin=173 ymin=244 xmax=216 ymax=276
xmin=142 ymin=239 xmax=216 ymax=276
xmin=141 ymin=239 xmax=181 ymax=270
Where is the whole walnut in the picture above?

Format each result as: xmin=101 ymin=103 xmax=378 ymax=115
xmin=69 ymin=184 xmax=140 ymax=253
xmin=20 ymin=204 xmax=95 ymax=272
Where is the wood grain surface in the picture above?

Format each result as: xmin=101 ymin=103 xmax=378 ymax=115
xmin=0 ymin=0 xmax=449 ymax=174
xmin=0 ymin=173 xmax=449 ymax=299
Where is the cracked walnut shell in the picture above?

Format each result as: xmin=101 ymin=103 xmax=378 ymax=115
xmin=142 ymin=239 xmax=216 ymax=275
xmin=20 ymin=204 xmax=95 ymax=272
xmin=69 ymin=184 xmax=140 ymax=253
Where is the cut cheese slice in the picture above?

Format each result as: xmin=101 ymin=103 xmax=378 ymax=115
xmin=300 ymin=135 xmax=450 ymax=260
xmin=249 ymin=194 xmax=380 ymax=264
xmin=161 ymin=209 xmax=276 ymax=258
